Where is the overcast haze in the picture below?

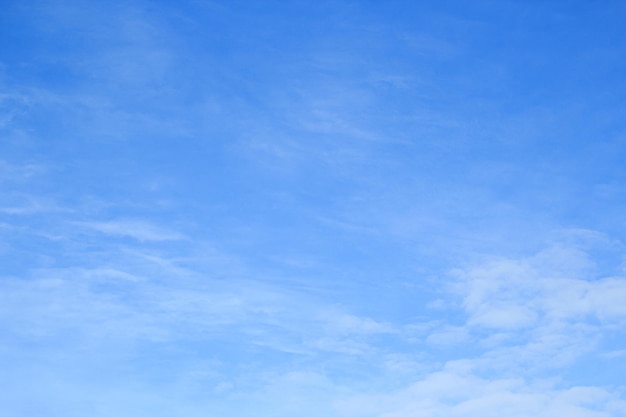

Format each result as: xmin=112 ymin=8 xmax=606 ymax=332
xmin=2 ymin=1 xmax=626 ymax=416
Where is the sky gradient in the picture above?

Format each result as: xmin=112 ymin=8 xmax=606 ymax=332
xmin=2 ymin=1 xmax=626 ymax=416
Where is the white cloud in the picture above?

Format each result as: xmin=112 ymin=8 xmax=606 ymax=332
xmin=73 ymin=219 xmax=185 ymax=241
xmin=421 ymin=237 xmax=626 ymax=376
xmin=334 ymin=361 xmax=626 ymax=417
xmin=453 ymin=242 xmax=626 ymax=330
xmin=326 ymin=313 xmax=394 ymax=335
xmin=0 ymin=160 xmax=44 ymax=183
xmin=426 ymin=325 xmax=469 ymax=346
xmin=468 ymin=303 xmax=538 ymax=329
xmin=0 ymin=193 xmax=68 ymax=215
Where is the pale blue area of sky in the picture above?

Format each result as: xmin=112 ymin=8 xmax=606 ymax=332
xmin=2 ymin=1 xmax=626 ymax=416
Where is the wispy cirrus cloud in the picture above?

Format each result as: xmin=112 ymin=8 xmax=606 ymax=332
xmin=72 ymin=219 xmax=186 ymax=241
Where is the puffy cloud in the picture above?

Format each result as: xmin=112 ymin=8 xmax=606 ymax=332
xmin=335 ymin=361 xmax=626 ymax=417
xmin=454 ymin=243 xmax=626 ymax=329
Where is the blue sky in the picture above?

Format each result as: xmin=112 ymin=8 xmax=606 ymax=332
xmin=2 ymin=0 xmax=626 ymax=415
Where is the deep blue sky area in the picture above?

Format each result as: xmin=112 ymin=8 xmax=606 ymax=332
xmin=2 ymin=1 xmax=626 ymax=416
